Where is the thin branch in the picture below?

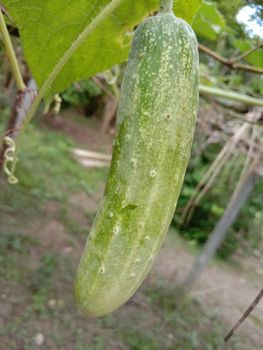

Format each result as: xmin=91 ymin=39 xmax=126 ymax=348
xmin=231 ymin=63 xmax=263 ymax=74
xmin=92 ymin=77 xmax=115 ymax=99
xmin=239 ymin=124 xmax=257 ymax=179
xmin=199 ymin=85 xmax=263 ymax=107
xmin=0 ymin=9 xmax=26 ymax=91
xmin=198 ymin=43 xmax=263 ymax=75
xmin=199 ymin=43 xmax=230 ymax=65
xmin=224 ymin=289 xmax=263 ymax=342
xmin=0 ymin=4 xmax=14 ymax=23
xmin=182 ymin=157 xmax=260 ymax=291
xmin=231 ymin=43 xmax=263 ymax=64
xmin=181 ymin=123 xmax=250 ymax=226
xmin=226 ymin=111 xmax=263 ymax=126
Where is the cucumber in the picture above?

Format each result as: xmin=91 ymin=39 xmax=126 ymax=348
xmin=75 ymin=5 xmax=199 ymax=317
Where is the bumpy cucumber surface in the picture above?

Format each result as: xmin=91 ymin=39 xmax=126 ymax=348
xmin=75 ymin=9 xmax=199 ymax=317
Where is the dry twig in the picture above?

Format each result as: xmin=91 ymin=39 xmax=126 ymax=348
xmin=224 ymin=289 xmax=263 ymax=342
xmin=198 ymin=43 xmax=263 ymax=75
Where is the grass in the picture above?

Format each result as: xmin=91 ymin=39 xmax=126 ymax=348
xmin=0 ymin=115 xmax=261 ymax=349
xmin=0 ymin=115 xmax=107 ymax=235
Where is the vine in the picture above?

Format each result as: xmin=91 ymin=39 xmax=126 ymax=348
xmin=160 ymin=0 xmax=173 ymax=13
xmin=3 ymin=136 xmax=18 ymax=184
xmin=6 ymin=0 xmax=124 ymax=182
xmin=0 ymin=9 xmax=25 ymax=91
xmin=199 ymin=85 xmax=263 ymax=107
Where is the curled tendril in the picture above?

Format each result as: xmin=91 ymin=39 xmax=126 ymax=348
xmin=105 ymin=66 xmax=120 ymax=85
xmin=43 ymin=94 xmax=62 ymax=115
xmin=3 ymin=136 xmax=18 ymax=184
xmin=54 ymin=94 xmax=62 ymax=114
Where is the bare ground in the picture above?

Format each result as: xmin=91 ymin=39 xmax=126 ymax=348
xmin=153 ymin=236 xmax=263 ymax=347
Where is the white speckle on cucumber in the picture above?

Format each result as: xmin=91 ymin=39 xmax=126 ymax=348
xmin=149 ymin=169 xmax=157 ymax=178
xmin=113 ymin=226 xmax=120 ymax=237
xmin=131 ymin=158 xmax=137 ymax=167
xmin=98 ymin=265 xmax=105 ymax=274
xmin=89 ymin=232 xmax=94 ymax=240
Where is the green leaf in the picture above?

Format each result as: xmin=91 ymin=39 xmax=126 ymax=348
xmin=233 ymin=40 xmax=263 ymax=68
xmin=1 ymin=0 xmax=202 ymax=97
xmin=173 ymin=0 xmax=202 ymax=24
xmin=193 ymin=1 xmax=225 ymax=41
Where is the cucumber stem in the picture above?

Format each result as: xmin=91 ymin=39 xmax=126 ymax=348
xmin=0 ymin=9 xmax=26 ymax=91
xmin=159 ymin=0 xmax=173 ymax=13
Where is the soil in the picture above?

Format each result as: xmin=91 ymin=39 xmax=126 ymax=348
xmin=44 ymin=109 xmax=114 ymax=154
xmin=154 ymin=236 xmax=263 ymax=346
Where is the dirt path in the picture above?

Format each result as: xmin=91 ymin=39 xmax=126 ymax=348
xmin=152 ymin=234 xmax=263 ymax=347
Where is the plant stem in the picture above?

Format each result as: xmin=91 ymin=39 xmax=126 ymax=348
xmin=10 ymin=0 xmax=123 ymax=178
xmin=224 ymin=289 xmax=263 ymax=342
xmin=0 ymin=90 xmax=22 ymax=174
xmin=182 ymin=157 xmax=259 ymax=291
xmin=0 ymin=9 xmax=26 ymax=91
xmin=198 ymin=43 xmax=263 ymax=75
xmin=199 ymin=84 xmax=263 ymax=107
xmin=159 ymin=0 xmax=173 ymax=13
xmin=231 ymin=43 xmax=263 ymax=64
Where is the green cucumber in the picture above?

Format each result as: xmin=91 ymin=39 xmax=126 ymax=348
xmin=75 ymin=5 xmax=199 ymax=317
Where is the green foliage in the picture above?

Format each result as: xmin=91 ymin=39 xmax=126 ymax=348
xmin=0 ymin=232 xmax=36 ymax=280
xmin=233 ymin=39 xmax=263 ymax=68
xmin=142 ymin=284 xmax=241 ymax=349
xmin=1 ymin=0 xmax=202 ymax=97
xmin=212 ymin=0 xmax=246 ymax=35
xmin=29 ymin=252 xmax=59 ymax=313
xmin=173 ymin=133 xmax=263 ymax=258
xmin=120 ymin=332 xmax=158 ymax=350
xmin=172 ymin=0 xmax=203 ymax=24
xmin=0 ymin=232 xmax=31 ymax=253
xmin=31 ymin=292 xmax=47 ymax=314
xmin=30 ymin=253 xmax=58 ymax=293
xmin=193 ymin=1 xmax=225 ymax=41
xmin=251 ymin=2 xmax=263 ymax=22
xmin=0 ymin=114 xmax=108 ymax=244
xmin=232 ymin=182 xmax=263 ymax=255
xmin=62 ymin=79 xmax=102 ymax=107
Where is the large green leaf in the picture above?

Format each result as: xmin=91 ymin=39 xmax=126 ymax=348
xmin=173 ymin=0 xmax=202 ymax=24
xmin=1 ymin=0 xmax=202 ymax=96
xmin=193 ymin=1 xmax=225 ymax=41
xmin=234 ymin=40 xmax=263 ymax=68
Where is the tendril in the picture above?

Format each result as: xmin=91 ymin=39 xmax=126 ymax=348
xmin=3 ymin=136 xmax=19 ymax=184
xmin=54 ymin=94 xmax=62 ymax=114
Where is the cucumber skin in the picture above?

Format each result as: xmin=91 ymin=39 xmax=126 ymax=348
xmin=75 ymin=12 xmax=199 ymax=317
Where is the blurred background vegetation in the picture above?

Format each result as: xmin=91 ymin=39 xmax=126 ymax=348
xmin=0 ymin=0 xmax=262 ymax=349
